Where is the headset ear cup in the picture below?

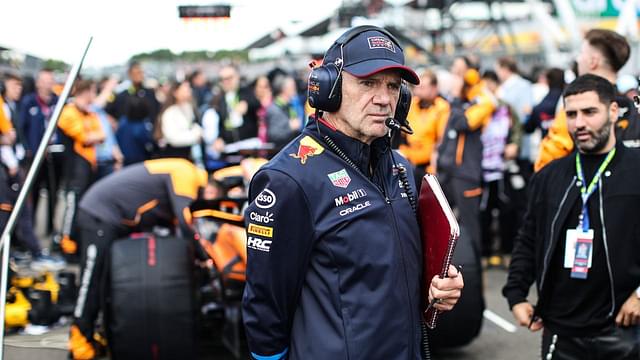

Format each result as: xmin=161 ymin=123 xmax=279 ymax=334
xmin=307 ymin=64 xmax=341 ymax=113
xmin=307 ymin=67 xmax=324 ymax=110
xmin=393 ymin=83 xmax=411 ymax=123
xmin=328 ymin=72 xmax=341 ymax=112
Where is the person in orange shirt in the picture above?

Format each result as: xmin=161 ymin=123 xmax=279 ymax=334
xmin=0 ymin=96 xmax=16 ymax=148
xmin=0 ymin=95 xmax=15 ymax=221
xmin=437 ymin=56 xmax=496 ymax=254
xmin=398 ymin=69 xmax=449 ymax=183
xmin=535 ymin=29 xmax=639 ymax=171
xmin=57 ymin=79 xmax=105 ymax=255
xmin=67 ymin=158 xmax=213 ymax=360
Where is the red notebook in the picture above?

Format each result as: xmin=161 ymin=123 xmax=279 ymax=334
xmin=418 ymin=174 xmax=460 ymax=329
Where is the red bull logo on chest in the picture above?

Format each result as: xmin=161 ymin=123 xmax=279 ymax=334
xmin=290 ymin=136 xmax=324 ymax=164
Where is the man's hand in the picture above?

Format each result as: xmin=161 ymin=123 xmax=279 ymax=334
xmin=428 ymin=265 xmax=463 ymax=312
xmin=0 ymin=130 xmax=16 ymax=145
xmin=615 ymin=292 xmax=640 ymax=327
xmin=289 ymin=117 xmax=301 ymax=131
xmin=504 ymin=143 xmax=519 ymax=160
xmin=84 ymin=132 xmax=105 ymax=146
xmin=512 ymin=302 xmax=543 ymax=332
xmin=234 ymin=100 xmax=248 ymax=116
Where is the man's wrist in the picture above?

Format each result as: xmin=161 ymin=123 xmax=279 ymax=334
xmin=635 ymin=286 xmax=640 ymax=299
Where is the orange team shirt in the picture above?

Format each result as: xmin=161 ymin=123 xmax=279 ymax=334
xmin=57 ymin=104 xmax=104 ymax=167
xmin=464 ymin=81 xmax=496 ymax=131
xmin=534 ymin=110 xmax=575 ymax=171
xmin=0 ymin=97 xmax=14 ymax=135
xmin=399 ymin=96 xmax=449 ymax=168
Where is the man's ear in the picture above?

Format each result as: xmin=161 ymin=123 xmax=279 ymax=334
xmin=589 ymin=53 xmax=600 ymax=71
xmin=609 ymin=100 xmax=619 ymax=121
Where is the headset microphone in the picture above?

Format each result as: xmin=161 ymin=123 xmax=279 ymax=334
xmin=385 ymin=117 xmax=413 ymax=135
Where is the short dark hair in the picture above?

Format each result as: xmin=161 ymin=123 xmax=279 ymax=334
xmin=457 ymin=55 xmax=479 ymax=70
xmin=545 ymin=68 xmax=565 ymax=91
xmin=72 ymin=79 xmax=94 ymax=96
xmin=481 ymin=70 xmax=499 ymax=83
xmin=584 ymin=29 xmax=630 ymax=72
xmin=419 ymin=69 xmax=438 ymax=86
xmin=188 ymin=69 xmax=203 ymax=84
xmin=128 ymin=60 xmax=141 ymax=73
xmin=271 ymin=75 xmax=290 ymax=97
xmin=496 ymin=56 xmax=518 ymax=74
xmin=2 ymin=71 xmax=22 ymax=83
xmin=563 ymin=74 xmax=616 ymax=106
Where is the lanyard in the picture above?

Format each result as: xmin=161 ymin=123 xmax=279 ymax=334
xmin=575 ymin=148 xmax=616 ymax=232
xmin=35 ymin=95 xmax=52 ymax=118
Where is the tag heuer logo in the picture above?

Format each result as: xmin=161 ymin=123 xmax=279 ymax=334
xmin=328 ymin=169 xmax=351 ymax=188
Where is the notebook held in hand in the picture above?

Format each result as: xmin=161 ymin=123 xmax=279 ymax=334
xmin=418 ymin=174 xmax=460 ymax=329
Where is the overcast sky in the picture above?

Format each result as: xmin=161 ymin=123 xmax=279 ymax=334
xmin=0 ymin=0 xmax=343 ymax=68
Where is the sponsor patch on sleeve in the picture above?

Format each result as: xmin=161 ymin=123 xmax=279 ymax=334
xmin=255 ymin=188 xmax=277 ymax=209
xmin=247 ymin=236 xmax=272 ymax=252
xmin=247 ymin=223 xmax=273 ymax=238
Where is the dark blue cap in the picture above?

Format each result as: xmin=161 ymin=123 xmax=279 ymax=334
xmin=324 ymin=28 xmax=420 ymax=85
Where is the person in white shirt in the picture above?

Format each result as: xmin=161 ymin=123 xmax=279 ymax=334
xmin=495 ymin=56 xmax=535 ymax=164
xmin=154 ymin=80 xmax=202 ymax=160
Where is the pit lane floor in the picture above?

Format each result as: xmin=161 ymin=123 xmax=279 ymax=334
xmin=4 ymin=193 xmax=539 ymax=359
xmin=3 ymin=267 xmax=539 ymax=360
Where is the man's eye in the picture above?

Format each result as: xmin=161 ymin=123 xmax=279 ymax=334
xmin=389 ymin=83 xmax=401 ymax=91
xmin=361 ymin=80 xmax=375 ymax=87
xmin=566 ymin=111 xmax=577 ymax=118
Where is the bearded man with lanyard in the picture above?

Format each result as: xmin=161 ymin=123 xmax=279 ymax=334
xmin=503 ymin=74 xmax=640 ymax=359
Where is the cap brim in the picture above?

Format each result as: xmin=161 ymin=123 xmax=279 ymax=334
xmin=344 ymin=59 xmax=420 ymax=85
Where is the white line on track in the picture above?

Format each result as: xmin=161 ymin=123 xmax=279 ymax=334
xmin=483 ymin=309 xmax=517 ymax=333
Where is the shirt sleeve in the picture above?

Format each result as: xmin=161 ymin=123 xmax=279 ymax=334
xmin=242 ymin=168 xmax=314 ymax=359
xmin=464 ymin=92 xmax=495 ymax=131
xmin=0 ymin=99 xmax=13 ymax=135
xmin=502 ymin=172 xmax=541 ymax=309
xmin=534 ymin=110 xmax=574 ymax=172
xmin=0 ymin=145 xmax=18 ymax=170
xmin=57 ymin=106 xmax=86 ymax=143
xmin=161 ymin=106 xmax=202 ymax=147
xmin=201 ymin=108 xmax=220 ymax=145
xmin=165 ymin=180 xmax=198 ymax=237
xmin=18 ymin=101 xmax=31 ymax=151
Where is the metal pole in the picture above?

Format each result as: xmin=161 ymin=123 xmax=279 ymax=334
xmin=0 ymin=37 xmax=92 ymax=358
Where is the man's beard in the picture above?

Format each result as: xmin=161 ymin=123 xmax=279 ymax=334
xmin=571 ymin=116 xmax=613 ymax=154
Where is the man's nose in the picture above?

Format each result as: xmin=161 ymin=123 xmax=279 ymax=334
xmin=574 ymin=113 xmax=587 ymax=128
xmin=373 ymin=89 xmax=393 ymax=107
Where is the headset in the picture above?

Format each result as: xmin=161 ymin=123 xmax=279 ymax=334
xmin=307 ymin=25 xmax=411 ymax=123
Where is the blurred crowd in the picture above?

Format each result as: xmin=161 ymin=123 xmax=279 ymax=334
xmin=0 ymin=27 xmax=638 ymax=271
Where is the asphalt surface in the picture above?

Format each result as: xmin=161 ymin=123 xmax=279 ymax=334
xmin=2 ymin=193 xmax=543 ymax=359
xmin=3 ymin=267 xmax=541 ymax=360
xmin=435 ymin=266 xmax=540 ymax=360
